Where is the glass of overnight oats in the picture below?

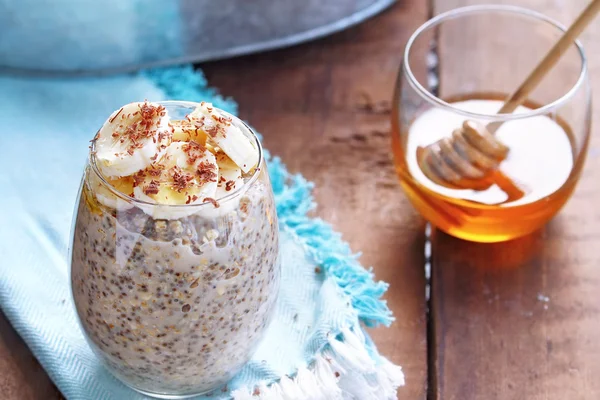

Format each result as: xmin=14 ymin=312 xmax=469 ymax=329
xmin=70 ymin=101 xmax=280 ymax=398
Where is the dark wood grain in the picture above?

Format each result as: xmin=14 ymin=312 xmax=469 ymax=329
xmin=0 ymin=312 xmax=62 ymax=400
xmin=0 ymin=1 xmax=430 ymax=399
xmin=431 ymin=1 xmax=600 ymax=399
xmin=202 ymin=1 xmax=430 ymax=398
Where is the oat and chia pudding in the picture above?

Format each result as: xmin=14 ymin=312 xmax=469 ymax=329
xmin=70 ymin=101 xmax=280 ymax=397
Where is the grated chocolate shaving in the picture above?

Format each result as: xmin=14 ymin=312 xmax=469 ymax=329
xmin=143 ymin=180 xmax=160 ymax=195
xmin=203 ymin=197 xmax=220 ymax=208
xmin=182 ymin=141 xmax=206 ymax=164
xmin=211 ymin=113 xmax=231 ymax=126
xmin=196 ymin=161 xmax=217 ymax=184
xmin=158 ymin=130 xmax=171 ymax=143
xmin=185 ymin=194 xmax=199 ymax=205
xmin=132 ymin=170 xmax=146 ymax=187
xmin=108 ymin=107 xmax=124 ymax=123
xmin=147 ymin=164 xmax=164 ymax=177
xmin=203 ymin=124 xmax=219 ymax=138
xmin=169 ymin=166 xmax=194 ymax=193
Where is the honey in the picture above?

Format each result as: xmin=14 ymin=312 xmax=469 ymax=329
xmin=392 ymin=94 xmax=588 ymax=242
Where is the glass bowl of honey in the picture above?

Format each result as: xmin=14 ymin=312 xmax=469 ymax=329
xmin=392 ymin=5 xmax=591 ymax=243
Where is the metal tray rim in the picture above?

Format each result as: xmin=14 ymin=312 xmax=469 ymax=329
xmin=0 ymin=0 xmax=395 ymax=78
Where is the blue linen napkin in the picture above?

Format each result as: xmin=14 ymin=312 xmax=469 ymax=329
xmin=0 ymin=66 xmax=404 ymax=399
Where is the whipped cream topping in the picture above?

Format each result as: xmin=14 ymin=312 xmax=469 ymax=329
xmin=91 ymin=101 xmax=259 ymax=214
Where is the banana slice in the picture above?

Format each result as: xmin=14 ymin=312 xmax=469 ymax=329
xmin=215 ymin=151 xmax=244 ymax=199
xmin=194 ymin=151 xmax=246 ymax=219
xmin=94 ymin=102 xmax=172 ymax=178
xmin=171 ymin=119 xmax=208 ymax=145
xmin=88 ymin=171 xmax=134 ymax=211
xmin=188 ymin=102 xmax=259 ymax=173
xmin=133 ymin=141 xmax=219 ymax=218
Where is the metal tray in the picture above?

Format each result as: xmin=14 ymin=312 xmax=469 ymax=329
xmin=0 ymin=0 xmax=395 ymax=76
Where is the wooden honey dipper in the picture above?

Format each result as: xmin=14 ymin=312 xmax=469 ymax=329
xmin=418 ymin=0 xmax=600 ymax=198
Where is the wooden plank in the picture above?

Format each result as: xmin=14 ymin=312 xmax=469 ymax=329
xmin=431 ymin=1 xmax=600 ymax=399
xmin=202 ymin=1 xmax=430 ymax=398
xmin=0 ymin=311 xmax=62 ymax=400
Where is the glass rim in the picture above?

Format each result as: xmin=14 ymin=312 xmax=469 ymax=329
xmin=403 ymin=4 xmax=589 ymax=121
xmin=89 ymin=100 xmax=264 ymax=209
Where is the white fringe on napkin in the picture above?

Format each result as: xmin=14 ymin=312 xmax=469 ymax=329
xmin=231 ymin=327 xmax=404 ymax=400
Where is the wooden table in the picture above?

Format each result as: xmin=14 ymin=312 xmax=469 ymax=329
xmin=428 ymin=1 xmax=600 ymax=399
xmin=2 ymin=0 xmax=599 ymax=399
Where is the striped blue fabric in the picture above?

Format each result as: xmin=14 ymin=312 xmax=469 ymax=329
xmin=0 ymin=66 xmax=394 ymax=399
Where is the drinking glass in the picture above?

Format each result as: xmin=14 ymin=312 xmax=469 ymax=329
xmin=392 ymin=5 xmax=591 ymax=243
xmin=70 ymin=102 xmax=280 ymax=398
